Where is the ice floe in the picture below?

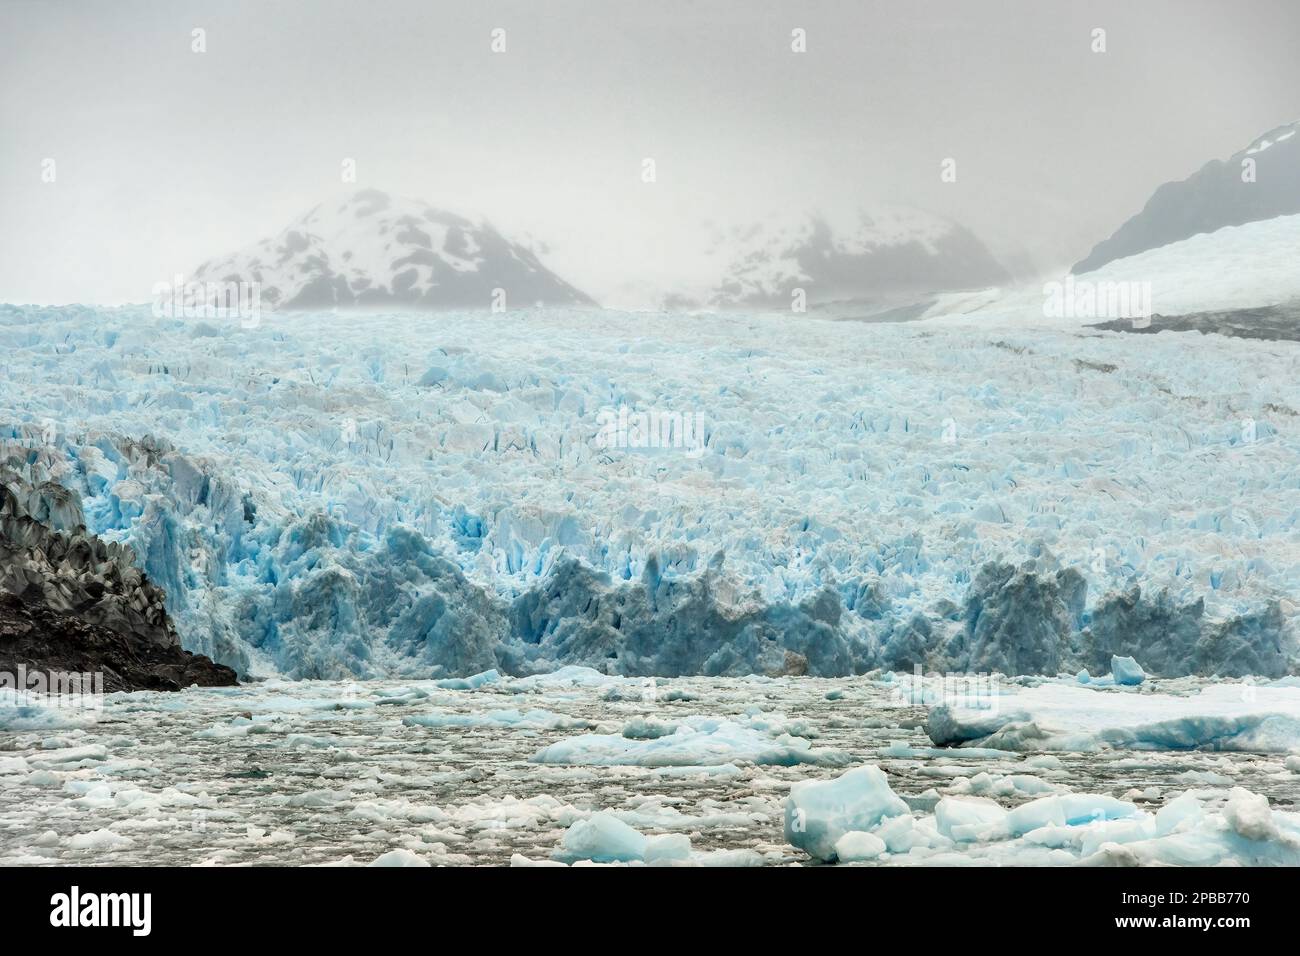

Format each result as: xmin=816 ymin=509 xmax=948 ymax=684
xmin=531 ymin=715 xmax=848 ymax=767
xmin=784 ymin=763 xmax=1300 ymax=866
xmin=926 ymin=682 xmax=1300 ymax=752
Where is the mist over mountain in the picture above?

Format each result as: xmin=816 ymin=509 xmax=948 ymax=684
xmin=597 ymin=206 xmax=1011 ymax=314
xmin=192 ymin=190 xmax=596 ymax=311
xmin=1074 ymin=120 xmax=1300 ymax=274
xmin=192 ymin=195 xmax=1010 ymax=316
xmin=701 ymin=206 xmax=1010 ymax=311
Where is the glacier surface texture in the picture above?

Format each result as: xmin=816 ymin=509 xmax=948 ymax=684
xmin=2 ymin=304 xmax=1297 ymax=681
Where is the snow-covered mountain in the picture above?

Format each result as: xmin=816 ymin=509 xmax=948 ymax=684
xmin=679 ymin=206 xmax=1010 ymax=312
xmin=1074 ymin=120 xmax=1300 ymax=274
xmin=192 ymin=189 xmax=596 ymax=310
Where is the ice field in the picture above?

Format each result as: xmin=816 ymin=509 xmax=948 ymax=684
xmin=2 ymin=671 xmax=1299 ymax=866
xmin=2 ymin=303 xmax=1298 ymax=683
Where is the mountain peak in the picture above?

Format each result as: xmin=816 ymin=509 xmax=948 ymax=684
xmin=1073 ymin=120 xmax=1300 ymax=274
xmin=193 ymin=190 xmax=595 ymax=311
xmin=695 ymin=203 xmax=1009 ymax=311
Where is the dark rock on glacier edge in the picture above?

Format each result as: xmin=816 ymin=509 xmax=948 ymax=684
xmin=0 ymin=475 xmax=237 ymax=692
xmin=0 ymin=592 xmax=237 ymax=693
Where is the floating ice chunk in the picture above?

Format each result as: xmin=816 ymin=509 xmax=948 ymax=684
xmin=0 ymin=755 xmax=29 ymax=775
xmin=692 ymin=849 xmax=767 ymax=867
xmin=873 ymin=814 xmax=949 ymax=853
xmin=1110 ymin=655 xmax=1145 ymax=686
xmin=370 ymin=848 xmax=431 ymax=867
xmin=555 ymin=811 xmax=648 ymax=863
xmin=1023 ymin=754 xmax=1063 ymax=770
xmin=27 ymin=744 xmax=108 ymax=767
xmin=67 ymin=828 xmax=134 ymax=851
xmin=784 ymin=765 xmax=910 ymax=862
xmin=1223 ymin=787 xmax=1284 ymax=842
xmin=927 ymin=683 xmax=1300 ymax=752
xmin=621 ymin=717 xmax=680 ymax=739
xmin=952 ymin=772 xmax=1057 ymax=797
xmin=1058 ymin=793 xmax=1141 ymax=825
xmin=644 ymin=833 xmax=693 ymax=864
xmin=1007 ymin=796 xmax=1068 ymax=836
xmin=934 ymin=797 xmax=1009 ymax=842
xmin=532 ymin=718 xmax=848 ymax=768
xmin=1078 ymin=817 xmax=1158 ymax=857
xmin=510 ymin=666 xmax=622 ymax=690
xmin=1000 ymin=792 xmax=1144 ymax=840
xmin=1155 ymin=794 xmax=1205 ymax=836
xmin=432 ymin=669 xmax=501 ymax=690
xmin=834 ymin=831 xmax=887 ymax=862
xmin=1078 ymin=789 xmax=1300 ymax=866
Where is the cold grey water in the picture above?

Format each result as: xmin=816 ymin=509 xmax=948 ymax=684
xmin=4 ymin=671 xmax=1298 ymax=866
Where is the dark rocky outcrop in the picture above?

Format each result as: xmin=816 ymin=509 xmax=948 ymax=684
xmin=1091 ymin=303 xmax=1300 ymax=342
xmin=0 ymin=592 xmax=236 ymax=693
xmin=0 ymin=475 xmax=236 ymax=692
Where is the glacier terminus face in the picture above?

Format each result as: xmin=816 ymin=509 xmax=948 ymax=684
xmin=2 ymin=304 xmax=1297 ymax=684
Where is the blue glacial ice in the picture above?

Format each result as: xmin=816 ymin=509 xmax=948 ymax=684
xmin=542 ymin=814 xmax=760 ymax=866
xmin=784 ymin=765 xmax=910 ymax=861
xmin=1111 ymin=654 xmax=1145 ymax=685
xmin=3 ymin=305 xmax=1298 ymax=680
xmin=555 ymin=811 xmax=648 ymax=863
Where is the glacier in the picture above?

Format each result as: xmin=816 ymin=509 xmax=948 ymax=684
xmin=2 ymin=302 xmax=1297 ymax=681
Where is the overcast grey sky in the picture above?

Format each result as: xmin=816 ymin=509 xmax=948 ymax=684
xmin=2 ymin=0 xmax=1299 ymax=305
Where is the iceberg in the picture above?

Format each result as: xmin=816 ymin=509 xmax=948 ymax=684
xmin=833 ymin=830 xmax=887 ymax=862
xmin=1110 ymin=654 xmax=1145 ymax=686
xmin=555 ymin=812 xmax=648 ymax=863
xmin=926 ymin=682 xmax=1300 ymax=752
xmin=934 ymin=797 xmax=1009 ymax=842
xmin=784 ymin=765 xmax=910 ymax=862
